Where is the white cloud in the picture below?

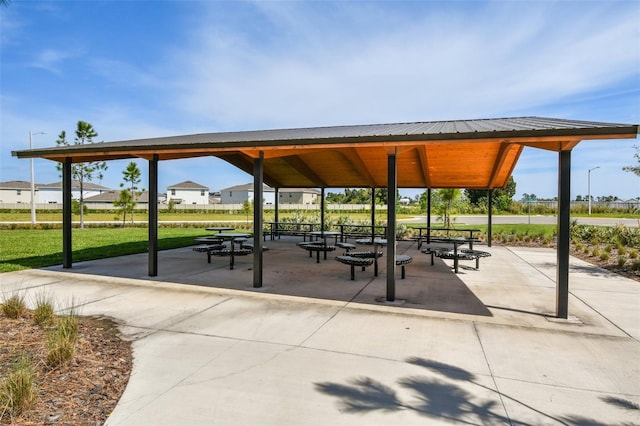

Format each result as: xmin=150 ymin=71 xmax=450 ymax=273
xmin=172 ymin=1 xmax=639 ymax=128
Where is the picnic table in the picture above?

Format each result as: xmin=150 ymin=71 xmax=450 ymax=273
xmin=429 ymin=237 xmax=477 ymax=273
xmin=206 ymin=226 xmax=235 ymax=233
xmin=415 ymin=227 xmax=481 ymax=249
xmin=211 ymin=233 xmax=253 ymax=270
xmin=355 ymin=238 xmax=387 ymax=276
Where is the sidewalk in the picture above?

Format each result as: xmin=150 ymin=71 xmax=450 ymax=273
xmin=1 ymin=240 xmax=638 ymax=425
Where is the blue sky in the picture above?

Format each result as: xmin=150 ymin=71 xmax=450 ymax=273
xmin=2 ymin=0 xmax=639 ymax=200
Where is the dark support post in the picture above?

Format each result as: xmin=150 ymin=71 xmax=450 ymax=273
xmin=320 ymin=188 xmax=325 ymax=231
xmin=148 ymin=155 xmax=158 ymax=276
xmin=371 ymin=188 xmax=376 ymax=242
xmin=487 ymin=189 xmax=493 ymax=248
xmin=556 ymin=150 xmax=571 ymax=319
xmin=253 ymin=152 xmax=264 ymax=288
xmin=386 ymin=153 xmax=397 ymax=302
xmin=426 ymin=188 xmax=431 ymax=243
xmin=62 ymin=158 xmax=72 ymax=269
xmin=274 ymin=188 xmax=279 ymax=225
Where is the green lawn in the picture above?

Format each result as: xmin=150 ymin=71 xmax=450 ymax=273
xmin=0 ymin=227 xmax=208 ymax=273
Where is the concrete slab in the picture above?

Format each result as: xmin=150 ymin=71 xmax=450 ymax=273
xmin=1 ymin=238 xmax=638 ymax=425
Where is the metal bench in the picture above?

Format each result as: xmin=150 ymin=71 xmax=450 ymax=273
xmin=335 ymin=242 xmax=356 ymax=253
xmin=395 ymin=255 xmax=413 ymax=279
xmin=303 ymin=244 xmax=336 ymax=263
xmin=460 ymin=249 xmax=491 ymax=270
xmin=420 ymin=245 xmax=449 ymax=265
xmin=192 ymin=244 xmax=227 ymax=263
xmin=335 ymin=256 xmax=374 ymax=280
xmin=208 ymin=248 xmax=253 ymax=270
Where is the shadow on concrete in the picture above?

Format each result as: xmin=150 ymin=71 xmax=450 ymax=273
xmin=43 ymin=238 xmax=492 ymax=317
xmin=315 ymin=357 xmax=634 ymax=426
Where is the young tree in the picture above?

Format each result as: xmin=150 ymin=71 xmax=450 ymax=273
xmin=113 ymin=189 xmax=134 ymax=226
xmin=56 ymin=121 xmax=107 ymax=228
xmin=436 ymin=188 xmax=460 ymax=228
xmin=622 ymin=145 xmax=640 ymax=177
xmin=119 ymin=162 xmax=142 ymax=223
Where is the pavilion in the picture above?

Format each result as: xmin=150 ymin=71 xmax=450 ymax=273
xmin=12 ymin=116 xmax=638 ymax=318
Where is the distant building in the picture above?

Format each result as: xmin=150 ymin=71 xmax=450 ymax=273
xmin=278 ymin=188 xmax=320 ymax=205
xmin=166 ymin=180 xmax=209 ymax=205
xmin=219 ymin=183 xmax=275 ymax=204
xmin=84 ymin=190 xmax=151 ymax=205
xmin=37 ymin=180 xmax=111 ymax=204
xmin=0 ymin=180 xmax=36 ymax=204
xmin=219 ymin=183 xmax=319 ymax=205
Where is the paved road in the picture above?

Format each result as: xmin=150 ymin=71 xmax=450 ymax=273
xmin=401 ymin=215 xmax=639 ymax=227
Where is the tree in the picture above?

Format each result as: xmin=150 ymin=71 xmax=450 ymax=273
xmin=113 ymin=189 xmax=134 ymax=226
xmin=436 ymin=188 xmax=460 ymax=228
xmin=119 ymin=162 xmax=142 ymax=224
xmin=465 ymin=176 xmax=517 ymax=212
xmin=622 ymin=145 xmax=640 ymax=177
xmin=56 ymin=121 xmax=107 ymax=228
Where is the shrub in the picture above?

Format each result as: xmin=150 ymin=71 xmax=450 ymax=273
xmin=1 ymin=293 xmax=26 ymax=319
xmin=46 ymin=311 xmax=79 ymax=368
xmin=632 ymin=260 xmax=640 ymax=272
xmin=618 ymin=256 xmax=627 ymax=267
xmin=33 ymin=292 xmax=56 ymax=327
xmin=618 ymin=245 xmax=627 ymax=256
xmin=630 ymin=250 xmax=638 ymax=259
xmin=0 ymin=356 xmax=37 ymax=418
xmin=604 ymin=245 xmax=612 ymax=253
xmin=599 ymin=252 xmax=610 ymax=261
xmin=591 ymin=248 xmax=600 ymax=258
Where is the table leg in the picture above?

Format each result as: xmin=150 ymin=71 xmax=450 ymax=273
xmin=230 ymin=240 xmax=235 ymax=270
xmin=453 ymin=242 xmax=459 ymax=273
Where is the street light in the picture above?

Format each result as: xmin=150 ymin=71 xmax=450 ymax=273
xmin=29 ymin=131 xmax=45 ymax=224
xmin=588 ymin=166 xmax=600 ymax=216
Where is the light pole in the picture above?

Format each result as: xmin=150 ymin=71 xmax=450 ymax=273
xmin=588 ymin=166 xmax=600 ymax=216
xmin=29 ymin=131 xmax=45 ymax=224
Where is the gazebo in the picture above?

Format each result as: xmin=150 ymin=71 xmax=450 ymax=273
xmin=13 ymin=116 xmax=638 ymax=318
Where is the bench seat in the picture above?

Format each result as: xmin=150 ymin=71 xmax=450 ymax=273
xmin=335 ymin=255 xmax=374 ymax=280
xmin=303 ymin=244 xmax=336 ymax=263
xmin=192 ymin=244 xmax=227 ymax=263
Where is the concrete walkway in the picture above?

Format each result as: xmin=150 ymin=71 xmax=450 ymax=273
xmin=1 ymin=239 xmax=638 ymax=425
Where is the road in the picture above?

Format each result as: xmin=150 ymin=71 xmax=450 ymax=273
xmin=401 ymin=215 xmax=639 ymax=227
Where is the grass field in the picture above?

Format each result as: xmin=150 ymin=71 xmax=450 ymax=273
xmin=0 ymin=227 xmax=207 ymax=273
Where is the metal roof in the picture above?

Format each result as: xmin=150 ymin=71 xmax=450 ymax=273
xmin=12 ymin=116 xmax=638 ymax=189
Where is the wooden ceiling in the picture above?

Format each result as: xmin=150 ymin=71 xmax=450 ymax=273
xmin=12 ymin=117 xmax=638 ymax=189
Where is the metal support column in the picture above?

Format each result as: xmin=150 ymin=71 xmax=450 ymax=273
xmin=488 ymin=189 xmax=493 ymax=248
xmin=253 ymin=152 xmax=264 ymax=288
xmin=148 ymin=155 xmax=158 ymax=276
xmin=274 ymin=188 xmax=279 ymax=225
xmin=371 ymin=188 xmax=376 ymax=242
xmin=556 ymin=150 xmax=571 ymax=319
xmin=62 ymin=158 xmax=72 ymax=269
xmin=320 ymin=188 xmax=325 ymax=231
xmin=386 ymin=153 xmax=397 ymax=302
xmin=426 ymin=188 xmax=431 ymax=244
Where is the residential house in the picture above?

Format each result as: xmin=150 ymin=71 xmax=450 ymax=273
xmin=219 ymin=183 xmax=275 ymax=204
xmin=278 ymin=188 xmax=320 ymax=205
xmin=0 ymin=180 xmax=36 ymax=204
xmin=166 ymin=181 xmax=209 ymax=205
xmin=33 ymin=180 xmax=111 ymax=204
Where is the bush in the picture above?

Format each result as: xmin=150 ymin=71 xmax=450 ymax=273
xmin=0 ymin=356 xmax=37 ymax=418
xmin=632 ymin=260 xmax=640 ymax=272
xmin=46 ymin=312 xmax=79 ymax=368
xmin=33 ymin=292 xmax=56 ymax=327
xmin=1 ymin=293 xmax=26 ymax=319
xmin=599 ymin=252 xmax=610 ymax=261
xmin=618 ymin=256 xmax=627 ymax=267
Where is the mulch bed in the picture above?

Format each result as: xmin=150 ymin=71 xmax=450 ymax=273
xmin=0 ymin=312 xmax=132 ymax=425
